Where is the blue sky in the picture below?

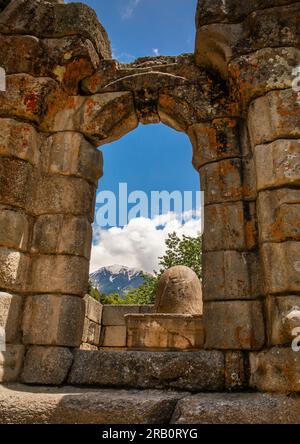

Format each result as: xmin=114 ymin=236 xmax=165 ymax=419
xmin=74 ymin=0 xmax=201 ymax=272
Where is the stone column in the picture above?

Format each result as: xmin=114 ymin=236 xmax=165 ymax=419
xmin=188 ymin=118 xmax=265 ymax=351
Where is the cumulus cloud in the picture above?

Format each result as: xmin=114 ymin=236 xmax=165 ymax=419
xmin=152 ymin=48 xmax=160 ymax=56
xmin=121 ymin=0 xmax=141 ymax=20
xmin=90 ymin=212 xmax=202 ymax=274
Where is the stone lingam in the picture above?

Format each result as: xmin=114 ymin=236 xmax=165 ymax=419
xmin=125 ymin=266 xmax=204 ymax=351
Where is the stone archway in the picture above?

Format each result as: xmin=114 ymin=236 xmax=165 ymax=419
xmin=0 ymin=0 xmax=299 ymax=395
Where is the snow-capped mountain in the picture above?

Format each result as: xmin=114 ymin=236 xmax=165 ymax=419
xmin=90 ymin=265 xmax=147 ymax=296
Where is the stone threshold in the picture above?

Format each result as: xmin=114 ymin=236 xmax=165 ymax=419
xmin=0 ymin=384 xmax=299 ymax=424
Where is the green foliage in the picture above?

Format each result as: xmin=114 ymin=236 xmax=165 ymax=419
xmin=88 ymin=232 xmax=202 ymax=305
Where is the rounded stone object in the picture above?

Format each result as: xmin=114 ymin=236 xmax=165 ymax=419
xmin=155 ymin=266 xmax=203 ymax=315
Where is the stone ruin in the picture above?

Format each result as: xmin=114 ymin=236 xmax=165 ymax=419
xmin=0 ymin=0 xmax=299 ymax=424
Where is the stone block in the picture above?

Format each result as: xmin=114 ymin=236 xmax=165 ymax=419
xmin=258 ymin=189 xmax=300 ymax=243
xmin=203 ymin=201 xmax=246 ymax=251
xmin=126 ymin=314 xmax=204 ymax=350
xmin=31 ymin=214 xmax=92 ymax=259
xmin=0 ymin=0 xmax=111 ymax=59
xmin=255 ymin=139 xmax=300 ymax=191
xmin=69 ymin=350 xmax=225 ymax=392
xmin=203 ymin=250 xmax=262 ymax=301
xmin=84 ymin=295 xmax=102 ymax=324
xmin=0 ymin=292 xmax=22 ymax=343
xmin=267 ymin=296 xmax=300 ymax=346
xmin=225 ymin=351 xmax=248 ymax=392
xmin=0 ymin=157 xmax=33 ymax=209
xmin=29 ymin=255 xmax=89 ymax=296
xmin=0 ymin=385 xmax=185 ymax=425
xmin=82 ymin=318 xmax=101 ymax=346
xmin=250 ymin=347 xmax=300 ymax=392
xmin=0 ymin=208 xmax=30 ymax=251
xmin=23 ymin=294 xmax=85 ymax=347
xmin=43 ymin=93 xmax=138 ymax=146
xmin=0 ymin=118 xmax=39 ymax=165
xmin=29 ymin=174 xmax=95 ymax=220
xmin=46 ymin=132 xmax=103 ymax=184
xmin=248 ymin=89 xmax=300 ymax=147
xmin=204 ymin=300 xmax=265 ymax=350
xmin=100 ymin=326 xmax=127 ymax=348
xmin=21 ymin=346 xmax=73 ymax=385
xmin=102 ymin=305 xmax=141 ymax=326
xmin=200 ymin=158 xmax=242 ymax=204
xmin=188 ymin=119 xmax=241 ymax=170
xmin=0 ymin=74 xmax=58 ymax=123
xmin=0 ymin=248 xmax=29 ymax=292
xmin=261 ymin=242 xmax=300 ymax=294
xmin=172 ymin=392 xmax=300 ymax=424
xmin=0 ymin=344 xmax=24 ymax=382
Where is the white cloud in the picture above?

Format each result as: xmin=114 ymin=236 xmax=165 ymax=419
xmin=121 ymin=0 xmax=141 ymax=20
xmin=90 ymin=212 xmax=202 ymax=274
xmin=152 ymin=48 xmax=160 ymax=56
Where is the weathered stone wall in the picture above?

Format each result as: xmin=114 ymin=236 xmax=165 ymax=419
xmin=0 ymin=0 xmax=299 ymax=392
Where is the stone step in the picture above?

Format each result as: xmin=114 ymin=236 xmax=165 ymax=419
xmin=0 ymin=384 xmax=300 ymax=424
xmin=68 ymin=350 xmax=227 ymax=391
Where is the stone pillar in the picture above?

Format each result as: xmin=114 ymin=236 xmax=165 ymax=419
xmin=188 ymin=118 xmax=265 ymax=351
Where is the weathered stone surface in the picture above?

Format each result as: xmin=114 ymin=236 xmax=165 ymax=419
xmin=196 ymin=3 xmax=300 ymax=77
xmin=0 ymin=292 xmax=22 ymax=343
xmin=0 ymin=345 xmax=24 ymax=382
xmin=203 ymin=202 xmax=246 ymax=251
xmin=248 ymin=89 xmax=300 ymax=147
xmin=261 ymin=242 xmax=300 ymax=294
xmin=189 ymin=119 xmax=241 ymax=170
xmin=0 ymin=208 xmax=30 ymax=251
xmin=250 ymin=348 xmax=300 ymax=392
xmin=0 ymin=0 xmax=111 ymax=59
xmin=29 ymin=255 xmax=89 ymax=296
xmin=0 ymin=158 xmax=33 ymax=209
xmin=172 ymin=392 xmax=300 ymax=424
xmin=102 ymin=305 xmax=146 ymax=326
xmin=155 ymin=266 xmax=202 ymax=315
xmin=82 ymin=318 xmax=101 ymax=346
xmin=203 ymin=251 xmax=262 ymax=301
xmin=69 ymin=350 xmax=225 ymax=392
xmin=258 ymin=189 xmax=300 ymax=243
xmin=22 ymin=346 xmax=73 ymax=385
xmin=23 ymin=295 xmax=85 ymax=347
xmin=267 ymin=296 xmax=300 ymax=346
xmin=0 ymin=118 xmax=39 ymax=165
xmin=43 ymin=93 xmax=138 ymax=146
xmin=126 ymin=314 xmax=204 ymax=350
xmin=45 ymin=132 xmax=103 ymax=184
xmin=255 ymin=139 xmax=300 ymax=191
xmin=196 ymin=0 xmax=299 ymax=26
xmin=204 ymin=301 xmax=265 ymax=350
xmin=84 ymin=295 xmax=102 ymax=324
xmin=200 ymin=158 xmax=242 ymax=204
xmin=225 ymin=351 xmax=248 ymax=392
xmin=31 ymin=215 xmax=92 ymax=259
xmin=100 ymin=326 xmax=126 ymax=348
xmin=29 ymin=175 xmax=95 ymax=220
xmin=229 ymin=47 xmax=300 ymax=108
xmin=0 ymin=248 xmax=29 ymax=292
xmin=0 ymin=74 xmax=58 ymax=123
xmin=0 ymin=384 xmax=185 ymax=424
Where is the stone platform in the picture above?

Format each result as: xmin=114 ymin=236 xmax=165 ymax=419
xmin=0 ymin=384 xmax=299 ymax=424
